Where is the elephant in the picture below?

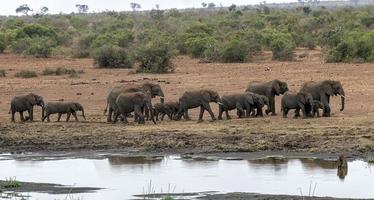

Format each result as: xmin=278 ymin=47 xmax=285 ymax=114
xmin=247 ymin=94 xmax=270 ymax=117
xmin=175 ymin=89 xmax=222 ymax=122
xmin=42 ymin=102 xmax=86 ymax=122
xmin=9 ymin=93 xmax=45 ymax=122
xmin=153 ymin=101 xmax=179 ymax=121
xmin=299 ymin=80 xmax=345 ymax=117
xmin=104 ymin=82 xmax=164 ymax=122
xmin=311 ymin=100 xmax=324 ymax=118
xmin=113 ymin=91 xmax=156 ymax=125
xmin=218 ymin=92 xmax=254 ymax=120
xmin=246 ymin=79 xmax=288 ymax=116
xmin=281 ymin=92 xmax=314 ymax=118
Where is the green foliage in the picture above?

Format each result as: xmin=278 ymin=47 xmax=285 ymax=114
xmin=182 ymin=23 xmax=215 ymax=58
xmin=268 ymin=32 xmax=295 ymax=61
xmin=11 ymin=36 xmax=57 ymax=57
xmin=74 ymin=32 xmax=97 ymax=58
xmin=15 ymin=24 xmax=57 ymax=40
xmin=136 ymin=38 xmax=174 ymax=73
xmin=2 ymin=177 xmax=21 ymax=188
xmin=93 ymin=45 xmax=133 ymax=68
xmin=220 ymin=39 xmax=250 ymax=63
xmin=0 ymin=33 xmax=6 ymax=53
xmin=15 ymin=70 xmax=38 ymax=78
xmin=326 ymin=30 xmax=374 ymax=62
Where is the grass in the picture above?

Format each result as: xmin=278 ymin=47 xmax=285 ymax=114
xmin=0 ymin=69 xmax=5 ymax=77
xmin=368 ymin=156 xmax=374 ymax=164
xmin=42 ymin=67 xmax=84 ymax=77
xmin=14 ymin=70 xmax=38 ymax=78
xmin=2 ymin=177 xmax=21 ymax=189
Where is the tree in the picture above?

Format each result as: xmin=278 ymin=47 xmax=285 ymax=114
xmin=16 ymin=4 xmax=32 ymax=15
xmin=40 ymin=6 xmax=49 ymax=14
xmin=228 ymin=4 xmax=237 ymax=11
xmin=350 ymin=0 xmax=359 ymax=6
xmin=130 ymin=2 xmax=141 ymax=11
xmin=201 ymin=2 xmax=207 ymax=8
xmin=75 ymin=4 xmax=89 ymax=13
xmin=155 ymin=4 xmax=160 ymax=10
xmin=208 ymin=3 xmax=216 ymax=9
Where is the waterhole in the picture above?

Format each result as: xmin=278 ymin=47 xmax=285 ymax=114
xmin=0 ymin=154 xmax=373 ymax=199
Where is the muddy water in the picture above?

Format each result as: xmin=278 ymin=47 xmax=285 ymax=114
xmin=0 ymin=155 xmax=373 ymax=200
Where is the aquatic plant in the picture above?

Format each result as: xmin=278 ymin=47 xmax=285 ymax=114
xmin=2 ymin=177 xmax=21 ymax=188
xmin=368 ymin=156 xmax=374 ymax=164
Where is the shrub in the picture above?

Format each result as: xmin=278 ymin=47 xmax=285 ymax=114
xmin=73 ymin=33 xmax=97 ymax=58
xmin=136 ymin=39 xmax=174 ymax=73
xmin=0 ymin=69 xmax=6 ymax=77
xmin=268 ymin=32 xmax=295 ymax=61
xmin=25 ymin=37 xmax=57 ymax=58
xmin=42 ymin=67 xmax=84 ymax=76
xmin=0 ymin=33 xmax=6 ymax=53
xmin=93 ymin=45 xmax=133 ymax=68
xmin=15 ymin=70 xmax=38 ymax=78
xmin=220 ymin=39 xmax=250 ymax=63
xmin=184 ymin=34 xmax=215 ymax=58
xmin=326 ymin=30 xmax=374 ymax=62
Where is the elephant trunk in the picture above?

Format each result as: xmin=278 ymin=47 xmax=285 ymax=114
xmin=340 ymin=91 xmax=345 ymax=111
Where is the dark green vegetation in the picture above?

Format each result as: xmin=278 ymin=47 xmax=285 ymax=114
xmin=14 ymin=70 xmax=38 ymax=78
xmin=1 ymin=6 xmax=374 ymax=71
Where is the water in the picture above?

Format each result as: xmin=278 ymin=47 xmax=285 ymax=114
xmin=0 ymin=154 xmax=373 ymax=200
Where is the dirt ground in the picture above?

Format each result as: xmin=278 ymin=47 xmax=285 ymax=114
xmin=0 ymin=50 xmax=373 ymax=156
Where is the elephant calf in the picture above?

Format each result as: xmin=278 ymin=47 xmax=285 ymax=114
xmin=113 ymin=92 xmax=156 ymax=124
xmin=9 ymin=93 xmax=45 ymax=122
xmin=42 ymin=102 xmax=86 ymax=122
xmin=312 ymin=100 xmax=324 ymax=117
xmin=218 ymin=93 xmax=254 ymax=120
xmin=247 ymin=93 xmax=269 ymax=118
xmin=175 ymin=89 xmax=222 ymax=122
xmin=281 ymin=92 xmax=313 ymax=118
xmin=153 ymin=101 xmax=179 ymax=121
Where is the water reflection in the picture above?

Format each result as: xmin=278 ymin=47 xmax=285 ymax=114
xmin=248 ymin=156 xmax=288 ymax=172
xmin=107 ymin=156 xmax=162 ymax=166
xmin=337 ymin=155 xmax=348 ymax=180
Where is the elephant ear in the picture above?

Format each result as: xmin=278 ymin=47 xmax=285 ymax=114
xmin=323 ymin=82 xmax=334 ymax=96
xmin=202 ymin=90 xmax=212 ymax=102
xmin=28 ymin=93 xmax=38 ymax=105
xmin=246 ymin=94 xmax=254 ymax=105
xmin=297 ymin=93 xmax=307 ymax=104
xmin=70 ymin=103 xmax=79 ymax=111
xmin=273 ymin=81 xmax=281 ymax=95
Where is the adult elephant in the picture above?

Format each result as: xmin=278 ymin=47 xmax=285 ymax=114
xmin=113 ymin=91 xmax=156 ymax=125
xmin=246 ymin=79 xmax=288 ymax=116
xmin=299 ymin=80 xmax=345 ymax=117
xmin=9 ymin=93 xmax=45 ymax=122
xmin=104 ymin=82 xmax=164 ymax=122
xmin=218 ymin=92 xmax=254 ymax=120
xmin=175 ymin=89 xmax=222 ymax=122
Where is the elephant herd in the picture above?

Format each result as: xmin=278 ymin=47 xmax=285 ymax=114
xmin=8 ymin=79 xmax=345 ymax=124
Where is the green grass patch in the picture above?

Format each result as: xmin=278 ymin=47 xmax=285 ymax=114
xmin=0 ymin=69 xmax=5 ymax=77
xmin=368 ymin=156 xmax=374 ymax=164
xmin=2 ymin=177 xmax=21 ymax=189
xmin=14 ymin=70 xmax=38 ymax=78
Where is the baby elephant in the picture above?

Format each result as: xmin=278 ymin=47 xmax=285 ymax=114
xmin=281 ymin=92 xmax=313 ymax=118
xmin=153 ymin=101 xmax=179 ymax=121
xmin=247 ymin=93 xmax=269 ymax=117
xmin=218 ymin=92 xmax=254 ymax=120
xmin=42 ymin=102 xmax=86 ymax=122
xmin=312 ymin=100 xmax=324 ymax=117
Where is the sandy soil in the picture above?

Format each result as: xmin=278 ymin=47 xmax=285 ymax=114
xmin=0 ymin=50 xmax=373 ymax=156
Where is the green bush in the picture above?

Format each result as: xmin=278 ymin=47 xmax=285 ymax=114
xmin=0 ymin=33 xmax=6 ymax=53
xmin=15 ymin=70 xmax=38 ymax=78
xmin=0 ymin=69 xmax=6 ymax=77
xmin=220 ymin=39 xmax=250 ymax=63
xmin=15 ymin=24 xmax=57 ymax=41
xmin=136 ymin=39 xmax=174 ymax=73
xmin=93 ymin=45 xmax=133 ymax=68
xmin=268 ymin=32 xmax=295 ymax=61
xmin=25 ymin=37 xmax=57 ymax=58
xmin=73 ymin=32 xmax=97 ymax=58
xmin=326 ymin=30 xmax=374 ymax=62
xmin=184 ymin=34 xmax=215 ymax=58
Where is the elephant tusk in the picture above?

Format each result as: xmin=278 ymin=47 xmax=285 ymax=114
xmin=339 ymin=95 xmax=346 ymax=98
xmin=217 ymin=102 xmax=223 ymax=105
xmin=160 ymin=96 xmax=165 ymax=99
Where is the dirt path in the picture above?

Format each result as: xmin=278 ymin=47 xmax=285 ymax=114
xmin=0 ymin=51 xmax=373 ymax=156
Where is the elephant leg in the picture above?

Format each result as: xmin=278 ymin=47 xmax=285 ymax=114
xmin=113 ymin=111 xmax=120 ymax=124
xmin=20 ymin=112 xmax=26 ymax=122
xmin=236 ymin=103 xmax=244 ymax=119
xmin=316 ymin=110 xmax=320 ymax=117
xmin=283 ymin=108 xmax=288 ymax=118
xmin=321 ymin=95 xmax=331 ymax=117
xmin=72 ymin=112 xmax=79 ymax=122
xmin=203 ymin=103 xmax=216 ymax=121
xmin=256 ymin=107 xmax=264 ymax=117
xmin=294 ymin=108 xmax=300 ymax=118
xmin=56 ymin=113 xmax=61 ymax=122
xmin=161 ymin=113 xmax=166 ymax=121
xmin=184 ymin=109 xmax=191 ymax=121
xmin=298 ymin=103 xmax=307 ymax=118
xmin=66 ymin=112 xmax=71 ymax=122
xmin=134 ymin=105 xmax=144 ymax=124
xmin=198 ymin=105 xmax=205 ymax=123
xmin=218 ymin=105 xmax=223 ymax=120
xmin=225 ymin=109 xmax=231 ymax=120
xmin=11 ymin=111 xmax=16 ymax=122
xmin=28 ymin=108 xmax=33 ymax=122
xmin=107 ymin=106 xmax=113 ymax=123
xmin=155 ymin=111 xmax=159 ymax=121
xmin=270 ymin=96 xmax=276 ymax=116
